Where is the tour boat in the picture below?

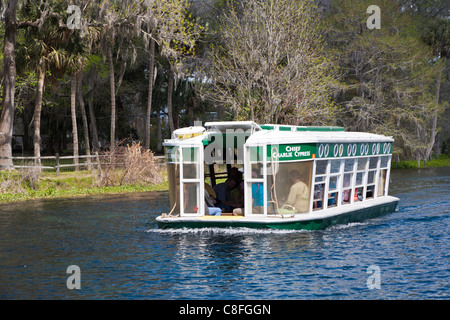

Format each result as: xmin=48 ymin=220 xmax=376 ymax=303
xmin=156 ymin=121 xmax=399 ymax=230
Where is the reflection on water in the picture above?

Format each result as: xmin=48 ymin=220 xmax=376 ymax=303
xmin=1 ymin=168 xmax=449 ymax=299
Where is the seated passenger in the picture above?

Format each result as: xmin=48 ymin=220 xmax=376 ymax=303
xmin=194 ymin=190 xmax=222 ymax=216
xmin=250 ymin=170 xmax=270 ymax=214
xmin=204 ymin=182 xmax=217 ymax=204
xmin=328 ymin=178 xmax=337 ymax=206
xmin=213 ymin=178 xmax=237 ymax=212
xmin=328 ymin=194 xmax=337 ymax=206
xmin=342 ymin=175 xmax=350 ymax=203
xmin=232 ymin=181 xmax=245 ymax=216
xmin=313 ymin=184 xmax=324 ymax=209
xmin=205 ymin=190 xmax=221 ymax=216
xmin=285 ymin=170 xmax=309 ymax=213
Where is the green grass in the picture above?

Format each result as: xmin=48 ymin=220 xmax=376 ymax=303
xmin=392 ymin=154 xmax=450 ymax=169
xmin=0 ymin=170 xmax=169 ymax=203
xmin=2 ymin=154 xmax=449 ymax=203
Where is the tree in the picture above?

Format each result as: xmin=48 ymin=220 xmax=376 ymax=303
xmin=16 ymin=0 xmax=87 ymax=168
xmin=145 ymin=37 xmax=155 ymax=149
xmin=0 ymin=0 xmax=18 ymax=170
xmin=199 ymin=0 xmax=336 ymax=124
xmin=17 ymin=1 xmax=67 ymax=167
xmin=139 ymin=0 xmax=204 ymax=137
xmin=77 ymin=71 xmax=90 ymax=160
xmin=421 ymin=18 xmax=450 ymax=163
xmin=327 ymin=0 xmax=444 ymax=163
xmin=92 ymin=0 xmax=141 ymax=149
xmin=83 ymin=54 xmax=107 ymax=152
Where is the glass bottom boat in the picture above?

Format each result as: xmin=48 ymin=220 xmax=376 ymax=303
xmin=156 ymin=121 xmax=399 ymax=230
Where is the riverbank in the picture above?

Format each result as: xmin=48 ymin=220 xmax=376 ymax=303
xmin=392 ymin=155 xmax=450 ymax=169
xmin=0 ymin=170 xmax=169 ymax=203
xmin=1 ymin=155 xmax=449 ymax=204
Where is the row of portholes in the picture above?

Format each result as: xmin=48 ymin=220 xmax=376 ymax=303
xmin=318 ymin=143 xmax=391 ymax=158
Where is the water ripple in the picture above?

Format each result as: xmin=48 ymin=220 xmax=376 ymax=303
xmin=1 ymin=168 xmax=449 ymax=299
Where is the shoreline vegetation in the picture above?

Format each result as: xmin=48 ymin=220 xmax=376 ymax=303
xmin=1 ymin=155 xmax=449 ymax=204
xmin=0 ymin=143 xmax=167 ymax=203
xmin=0 ymin=170 xmax=169 ymax=204
xmin=391 ymin=154 xmax=450 ymax=169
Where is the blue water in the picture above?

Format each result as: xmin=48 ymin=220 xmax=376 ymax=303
xmin=0 ymin=168 xmax=449 ymax=299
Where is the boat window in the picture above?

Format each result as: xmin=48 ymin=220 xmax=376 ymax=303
xmin=315 ymin=160 xmax=327 ymax=175
xmin=180 ymin=147 xmax=202 ymax=215
xmin=366 ymin=185 xmax=375 ymax=198
xmin=167 ymin=163 xmax=180 ymax=214
xmin=378 ymin=169 xmax=387 ymax=197
xmin=367 ymin=170 xmax=375 ymax=184
xmin=354 ymin=187 xmax=364 ymax=202
xmin=249 ymin=181 xmax=266 ymax=214
xmin=357 ymin=158 xmax=367 ymax=171
xmin=268 ymin=161 xmax=313 ymax=214
xmin=330 ymin=160 xmax=340 ymax=174
xmin=356 ymin=172 xmax=364 ymax=186
xmin=342 ymin=172 xmax=353 ymax=205
xmin=183 ymin=183 xmax=199 ymax=213
xmin=366 ymin=157 xmax=378 ymax=199
xmin=327 ymin=174 xmax=339 ymax=208
xmin=329 ymin=175 xmax=338 ymax=191
xmin=355 ymin=158 xmax=368 ymax=202
xmin=344 ymin=159 xmax=355 ymax=172
xmin=251 ymin=164 xmax=263 ymax=179
xmin=313 ymin=183 xmax=325 ymax=210
xmin=315 ymin=176 xmax=325 ymax=183
xmin=380 ymin=156 xmax=389 ymax=168
xmin=183 ymin=163 xmax=198 ymax=179
xmin=245 ymin=145 xmax=265 ymax=215
xmin=313 ymin=161 xmax=327 ymax=211
xmin=369 ymin=157 xmax=378 ymax=169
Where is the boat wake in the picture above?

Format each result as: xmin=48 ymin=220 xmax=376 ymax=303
xmin=325 ymin=221 xmax=371 ymax=231
xmin=146 ymin=227 xmax=310 ymax=235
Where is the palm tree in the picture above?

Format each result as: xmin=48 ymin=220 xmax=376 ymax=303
xmin=65 ymin=40 xmax=89 ymax=171
xmin=18 ymin=0 xmax=89 ymax=169
xmin=21 ymin=27 xmax=63 ymax=168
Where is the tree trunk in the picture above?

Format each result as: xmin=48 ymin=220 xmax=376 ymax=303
xmin=167 ymin=64 xmax=175 ymax=134
xmin=71 ymin=74 xmax=79 ymax=171
xmin=33 ymin=58 xmax=46 ymax=170
xmin=424 ymin=58 xmax=445 ymax=165
xmin=0 ymin=0 xmax=17 ymax=170
xmin=77 ymin=71 xmax=91 ymax=168
xmin=157 ymin=108 xmax=162 ymax=152
xmin=77 ymin=71 xmax=90 ymax=152
xmin=145 ymin=38 xmax=156 ymax=150
xmin=87 ymin=77 xmax=99 ymax=152
xmin=108 ymin=46 xmax=116 ymax=150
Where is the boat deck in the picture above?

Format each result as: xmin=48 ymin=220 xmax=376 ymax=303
xmin=156 ymin=196 xmax=399 ymax=230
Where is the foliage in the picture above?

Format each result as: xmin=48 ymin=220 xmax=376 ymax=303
xmin=199 ymin=0 xmax=337 ymax=124
xmin=328 ymin=0 xmax=449 ymax=161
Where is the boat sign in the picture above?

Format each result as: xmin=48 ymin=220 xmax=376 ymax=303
xmin=268 ymin=143 xmax=316 ymax=161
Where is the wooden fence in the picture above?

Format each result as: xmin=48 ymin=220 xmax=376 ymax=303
xmin=1 ymin=154 xmax=165 ymax=176
xmin=7 ymin=153 xmax=104 ymax=176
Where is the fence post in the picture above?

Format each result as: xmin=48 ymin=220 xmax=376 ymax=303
xmin=56 ymin=153 xmax=60 ymax=176
xmin=95 ymin=151 xmax=102 ymax=178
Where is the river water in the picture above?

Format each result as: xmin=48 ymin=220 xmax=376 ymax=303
xmin=0 ymin=168 xmax=449 ymax=300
